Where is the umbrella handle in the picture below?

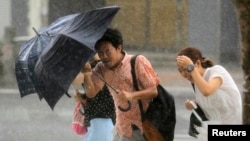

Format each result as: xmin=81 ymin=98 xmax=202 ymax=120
xmin=118 ymin=101 xmax=131 ymax=112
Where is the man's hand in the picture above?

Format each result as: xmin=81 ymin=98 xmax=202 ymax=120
xmin=118 ymin=90 xmax=132 ymax=101
xmin=81 ymin=62 xmax=92 ymax=75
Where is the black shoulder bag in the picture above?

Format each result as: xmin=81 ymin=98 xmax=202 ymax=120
xmin=130 ymin=55 xmax=176 ymax=141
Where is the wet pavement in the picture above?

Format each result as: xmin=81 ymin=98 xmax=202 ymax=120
xmin=0 ymin=87 xmax=195 ymax=141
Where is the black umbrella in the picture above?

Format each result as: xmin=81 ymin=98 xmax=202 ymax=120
xmin=34 ymin=6 xmax=120 ymax=109
xmin=15 ymin=13 xmax=79 ymax=99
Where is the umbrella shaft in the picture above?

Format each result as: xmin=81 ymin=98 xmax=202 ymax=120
xmin=92 ymin=71 xmax=119 ymax=94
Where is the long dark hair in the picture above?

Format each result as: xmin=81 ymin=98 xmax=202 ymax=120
xmin=177 ymin=47 xmax=214 ymax=68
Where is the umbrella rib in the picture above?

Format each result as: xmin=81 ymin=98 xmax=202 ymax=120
xmin=32 ymin=27 xmax=39 ymax=36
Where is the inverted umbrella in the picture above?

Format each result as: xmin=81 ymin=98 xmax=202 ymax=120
xmin=15 ymin=13 xmax=79 ymax=99
xmin=34 ymin=6 xmax=120 ymax=109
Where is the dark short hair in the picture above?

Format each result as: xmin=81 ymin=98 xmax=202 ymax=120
xmin=94 ymin=28 xmax=123 ymax=50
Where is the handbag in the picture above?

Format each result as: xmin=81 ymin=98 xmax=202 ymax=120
xmin=71 ymin=100 xmax=87 ymax=135
xmin=188 ymin=84 xmax=208 ymax=138
xmin=188 ymin=103 xmax=208 ymax=137
xmin=130 ymin=55 xmax=176 ymax=141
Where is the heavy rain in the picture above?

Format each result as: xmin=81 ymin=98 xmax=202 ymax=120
xmin=0 ymin=0 xmax=248 ymax=141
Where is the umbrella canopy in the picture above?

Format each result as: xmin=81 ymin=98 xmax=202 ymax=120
xmin=15 ymin=13 xmax=79 ymax=99
xmin=34 ymin=6 xmax=120 ymax=109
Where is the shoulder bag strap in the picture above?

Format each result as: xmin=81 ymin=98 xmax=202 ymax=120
xmin=130 ymin=54 xmax=145 ymax=120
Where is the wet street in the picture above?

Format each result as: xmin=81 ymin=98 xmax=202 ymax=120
xmin=0 ymin=86 xmax=195 ymax=141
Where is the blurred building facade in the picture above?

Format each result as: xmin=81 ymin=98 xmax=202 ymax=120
xmin=7 ymin=0 xmax=240 ymax=58
xmin=0 ymin=0 xmax=11 ymax=41
xmin=0 ymin=0 xmax=240 ymax=86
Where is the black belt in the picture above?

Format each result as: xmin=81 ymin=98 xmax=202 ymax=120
xmin=132 ymin=124 xmax=139 ymax=130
